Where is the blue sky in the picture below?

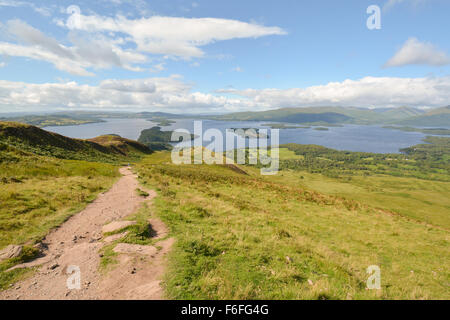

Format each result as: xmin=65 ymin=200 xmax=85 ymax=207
xmin=0 ymin=0 xmax=449 ymax=113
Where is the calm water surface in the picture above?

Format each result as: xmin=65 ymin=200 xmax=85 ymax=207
xmin=44 ymin=118 xmax=431 ymax=154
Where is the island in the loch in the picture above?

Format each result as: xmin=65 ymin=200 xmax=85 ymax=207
xmin=228 ymin=128 xmax=270 ymax=139
xmin=265 ymin=123 xmax=311 ymax=129
xmin=383 ymin=126 xmax=450 ymax=136
xmin=138 ymin=126 xmax=197 ymax=150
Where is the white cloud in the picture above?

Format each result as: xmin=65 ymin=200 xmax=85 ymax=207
xmin=0 ymin=76 xmax=252 ymax=113
xmin=217 ymin=76 xmax=450 ymax=109
xmin=63 ymin=12 xmax=287 ymax=58
xmin=232 ymin=66 xmax=243 ymax=72
xmin=0 ymin=76 xmax=449 ymax=113
xmin=0 ymin=20 xmax=148 ymax=76
xmin=0 ymin=0 xmax=22 ymax=7
xmin=0 ymin=10 xmax=285 ymax=76
xmin=384 ymin=38 xmax=450 ymax=67
xmin=383 ymin=0 xmax=428 ymax=11
xmin=0 ymin=62 xmax=5 ymax=68
xmin=0 ymin=0 xmax=53 ymax=16
xmin=149 ymin=63 xmax=166 ymax=73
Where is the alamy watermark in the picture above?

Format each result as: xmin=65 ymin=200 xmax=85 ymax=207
xmin=366 ymin=265 xmax=381 ymax=290
xmin=66 ymin=265 xmax=81 ymax=290
xmin=367 ymin=5 xmax=381 ymax=30
xmin=171 ymin=121 xmax=279 ymax=175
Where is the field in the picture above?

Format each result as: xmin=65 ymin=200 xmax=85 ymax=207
xmin=0 ymin=122 xmax=448 ymax=299
xmin=134 ymin=149 xmax=449 ymax=300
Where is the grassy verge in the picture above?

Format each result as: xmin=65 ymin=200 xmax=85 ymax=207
xmin=0 ymin=156 xmax=120 ymax=248
xmin=135 ymin=151 xmax=449 ymax=300
xmin=0 ymin=152 xmax=120 ymax=289
xmin=0 ymin=246 xmax=40 ymax=290
xmin=270 ymin=169 xmax=450 ymax=229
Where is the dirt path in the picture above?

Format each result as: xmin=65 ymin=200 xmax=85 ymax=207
xmin=0 ymin=167 xmax=173 ymax=300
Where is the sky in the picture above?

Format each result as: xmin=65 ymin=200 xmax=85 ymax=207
xmin=0 ymin=0 xmax=449 ymax=113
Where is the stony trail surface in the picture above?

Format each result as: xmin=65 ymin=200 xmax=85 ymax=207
xmin=0 ymin=167 xmax=172 ymax=300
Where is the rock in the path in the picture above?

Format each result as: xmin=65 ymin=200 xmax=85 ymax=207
xmin=103 ymin=232 xmax=129 ymax=243
xmin=148 ymin=219 xmax=169 ymax=240
xmin=0 ymin=245 xmax=23 ymax=262
xmin=102 ymin=221 xmax=136 ymax=234
xmin=113 ymin=243 xmax=157 ymax=256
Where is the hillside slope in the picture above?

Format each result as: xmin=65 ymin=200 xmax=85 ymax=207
xmin=212 ymin=106 xmax=434 ymax=125
xmin=0 ymin=122 xmax=152 ymax=163
xmin=395 ymin=107 xmax=450 ymax=126
xmin=135 ymin=150 xmax=449 ymax=299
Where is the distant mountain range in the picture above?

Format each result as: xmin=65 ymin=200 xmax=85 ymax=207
xmin=209 ymin=106 xmax=450 ymax=126
xmin=1 ymin=106 xmax=449 ymax=127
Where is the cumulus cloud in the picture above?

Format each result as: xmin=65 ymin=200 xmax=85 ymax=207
xmin=0 ymin=76 xmax=253 ymax=113
xmin=63 ymin=12 xmax=287 ymax=58
xmin=0 ymin=76 xmax=449 ymax=113
xmin=0 ymin=20 xmax=148 ymax=76
xmin=0 ymin=10 xmax=285 ymax=76
xmin=384 ymin=38 xmax=450 ymax=67
xmin=217 ymin=76 xmax=450 ymax=109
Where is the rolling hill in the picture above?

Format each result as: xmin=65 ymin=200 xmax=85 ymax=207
xmin=134 ymin=141 xmax=449 ymax=299
xmin=210 ymin=106 xmax=436 ymax=125
xmin=0 ymin=121 xmax=152 ymax=163
xmin=0 ymin=120 xmax=449 ymax=299
xmin=396 ymin=106 xmax=450 ymax=126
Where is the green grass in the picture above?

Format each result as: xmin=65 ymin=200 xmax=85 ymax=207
xmin=278 ymin=141 xmax=450 ymax=181
xmin=0 ymin=153 xmax=120 ymax=248
xmin=1 ymin=120 xmax=448 ymax=299
xmin=135 ymin=151 xmax=449 ymax=300
xmin=0 ymin=122 xmax=152 ymax=164
xmin=0 ymin=246 xmax=40 ymax=290
xmin=0 ymin=147 xmax=120 ymax=289
xmin=271 ymin=170 xmax=450 ymax=229
xmin=136 ymin=188 xmax=150 ymax=198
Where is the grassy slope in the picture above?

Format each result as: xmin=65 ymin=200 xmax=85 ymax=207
xmin=0 ymin=147 xmax=120 ymax=248
xmin=135 ymin=151 xmax=449 ymax=300
xmin=0 ymin=122 xmax=157 ymax=249
xmin=0 ymin=123 xmax=142 ymax=288
xmin=1 ymin=120 xmax=448 ymax=298
xmin=273 ymin=150 xmax=450 ymax=229
xmin=0 ymin=144 xmax=120 ymax=289
xmin=0 ymin=121 xmax=152 ymax=163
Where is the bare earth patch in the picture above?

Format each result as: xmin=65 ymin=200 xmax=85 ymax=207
xmin=0 ymin=167 xmax=172 ymax=300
